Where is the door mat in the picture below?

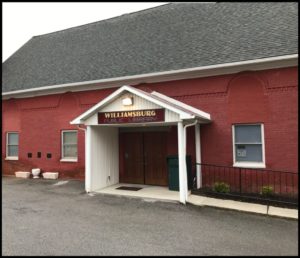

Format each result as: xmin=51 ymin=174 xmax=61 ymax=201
xmin=116 ymin=186 xmax=143 ymax=191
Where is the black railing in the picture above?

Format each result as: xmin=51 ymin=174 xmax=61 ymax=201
xmin=192 ymin=163 xmax=298 ymax=206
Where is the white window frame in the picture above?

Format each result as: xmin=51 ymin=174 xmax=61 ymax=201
xmin=232 ymin=123 xmax=266 ymax=168
xmin=6 ymin=132 xmax=19 ymax=160
xmin=60 ymin=130 xmax=78 ymax=162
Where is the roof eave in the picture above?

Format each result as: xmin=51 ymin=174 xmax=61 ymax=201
xmin=2 ymin=54 xmax=298 ymax=100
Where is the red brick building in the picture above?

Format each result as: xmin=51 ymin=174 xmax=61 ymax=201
xmin=2 ymin=3 xmax=298 ymax=203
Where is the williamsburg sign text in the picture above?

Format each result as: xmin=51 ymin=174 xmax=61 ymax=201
xmin=98 ymin=109 xmax=165 ymax=124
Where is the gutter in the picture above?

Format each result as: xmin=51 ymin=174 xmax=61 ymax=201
xmin=2 ymin=54 xmax=298 ymax=99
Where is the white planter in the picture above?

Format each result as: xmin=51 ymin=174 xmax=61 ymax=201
xmin=32 ymin=168 xmax=41 ymax=179
xmin=42 ymin=172 xmax=59 ymax=180
xmin=15 ymin=171 xmax=31 ymax=178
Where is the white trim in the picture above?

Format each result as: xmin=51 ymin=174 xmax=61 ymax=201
xmin=183 ymin=120 xmax=198 ymax=200
xmin=60 ymin=158 xmax=78 ymax=162
xmin=261 ymin=124 xmax=266 ymax=167
xmin=177 ymin=121 xmax=186 ymax=204
xmin=232 ymin=123 xmax=266 ymax=169
xmin=6 ymin=132 xmax=19 ymax=160
xmin=233 ymin=162 xmax=266 ymax=169
xmin=85 ymin=126 xmax=92 ymax=193
xmin=5 ymin=157 xmax=19 ymax=161
xmin=61 ymin=130 xmax=78 ymax=160
xmin=125 ymin=87 xmax=194 ymax=119
xmin=151 ymin=91 xmax=211 ymax=120
xmin=71 ymin=86 xmax=128 ymax=124
xmin=87 ymin=121 xmax=178 ymax=127
xmin=2 ymin=54 xmax=298 ymax=99
xmin=70 ymin=85 xmax=208 ymax=125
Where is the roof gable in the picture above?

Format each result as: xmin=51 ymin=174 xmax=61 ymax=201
xmin=70 ymin=85 xmax=211 ymax=125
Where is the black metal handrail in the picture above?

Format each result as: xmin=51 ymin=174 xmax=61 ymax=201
xmin=195 ymin=163 xmax=297 ymax=174
xmin=193 ymin=163 xmax=298 ymax=203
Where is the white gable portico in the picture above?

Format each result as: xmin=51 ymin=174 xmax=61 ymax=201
xmin=71 ymin=85 xmax=211 ymax=204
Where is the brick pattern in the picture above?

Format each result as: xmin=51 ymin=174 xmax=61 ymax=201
xmin=2 ymin=67 xmax=298 ymax=178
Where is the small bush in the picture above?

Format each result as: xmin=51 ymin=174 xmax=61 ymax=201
xmin=212 ymin=182 xmax=230 ymax=193
xmin=261 ymin=185 xmax=274 ymax=196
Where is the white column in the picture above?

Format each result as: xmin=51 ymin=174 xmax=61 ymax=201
xmin=195 ymin=123 xmax=202 ymax=189
xmin=183 ymin=128 xmax=188 ymax=201
xmin=183 ymin=121 xmax=197 ymax=200
xmin=85 ymin=125 xmax=92 ymax=192
xmin=177 ymin=121 xmax=186 ymax=204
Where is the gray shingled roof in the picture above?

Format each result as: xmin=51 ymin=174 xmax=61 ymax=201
xmin=2 ymin=2 xmax=298 ymax=93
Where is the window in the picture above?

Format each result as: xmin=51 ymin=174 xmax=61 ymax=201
xmin=6 ymin=132 xmax=19 ymax=159
xmin=61 ymin=130 xmax=78 ymax=161
xmin=232 ymin=124 xmax=265 ymax=168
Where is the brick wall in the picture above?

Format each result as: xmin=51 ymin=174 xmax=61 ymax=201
xmin=2 ymin=66 xmax=298 ymax=178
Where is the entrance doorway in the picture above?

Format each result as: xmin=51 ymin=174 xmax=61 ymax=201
xmin=119 ymin=131 xmax=168 ymax=186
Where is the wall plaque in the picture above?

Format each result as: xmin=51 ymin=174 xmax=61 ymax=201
xmin=98 ymin=109 xmax=165 ymax=124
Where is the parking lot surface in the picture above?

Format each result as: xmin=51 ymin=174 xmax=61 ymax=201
xmin=2 ymin=177 xmax=298 ymax=256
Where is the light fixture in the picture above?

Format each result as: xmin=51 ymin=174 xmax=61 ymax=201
xmin=122 ymin=96 xmax=133 ymax=106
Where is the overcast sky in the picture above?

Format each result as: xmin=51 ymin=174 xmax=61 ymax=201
xmin=2 ymin=2 xmax=168 ymax=62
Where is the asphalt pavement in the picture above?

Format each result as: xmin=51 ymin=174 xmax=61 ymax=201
xmin=2 ymin=177 xmax=298 ymax=256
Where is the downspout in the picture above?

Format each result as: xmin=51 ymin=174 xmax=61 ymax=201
xmin=77 ymin=124 xmax=86 ymax=132
xmin=183 ymin=120 xmax=198 ymax=201
xmin=77 ymin=124 xmax=90 ymax=193
xmin=195 ymin=123 xmax=202 ymax=189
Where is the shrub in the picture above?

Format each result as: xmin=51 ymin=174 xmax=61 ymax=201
xmin=212 ymin=182 xmax=230 ymax=193
xmin=261 ymin=185 xmax=274 ymax=196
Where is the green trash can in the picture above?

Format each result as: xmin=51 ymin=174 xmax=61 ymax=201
xmin=167 ymin=155 xmax=193 ymax=191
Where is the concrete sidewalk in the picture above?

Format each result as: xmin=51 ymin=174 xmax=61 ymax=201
xmin=91 ymin=183 xmax=298 ymax=220
xmin=187 ymin=194 xmax=298 ymax=220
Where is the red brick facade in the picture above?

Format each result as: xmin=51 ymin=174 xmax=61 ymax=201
xmin=2 ymin=66 xmax=298 ymax=178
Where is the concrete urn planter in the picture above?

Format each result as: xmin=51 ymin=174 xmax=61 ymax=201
xmin=32 ymin=168 xmax=41 ymax=179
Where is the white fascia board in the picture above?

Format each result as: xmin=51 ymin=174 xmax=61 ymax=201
xmin=122 ymin=86 xmax=194 ymax=119
xmin=151 ymin=91 xmax=211 ymax=120
xmin=71 ymin=85 xmax=195 ymax=124
xmin=3 ymin=54 xmax=298 ymax=100
xmin=70 ymin=86 xmax=126 ymax=124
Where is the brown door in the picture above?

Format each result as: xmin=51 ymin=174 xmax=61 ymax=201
xmin=144 ymin=132 xmax=168 ymax=186
xmin=120 ymin=132 xmax=144 ymax=184
xmin=120 ymin=131 xmax=168 ymax=186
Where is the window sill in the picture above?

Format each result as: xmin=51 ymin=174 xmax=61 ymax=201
xmin=233 ymin=162 xmax=266 ymax=169
xmin=60 ymin=158 xmax=78 ymax=163
xmin=5 ymin=157 xmax=19 ymax=161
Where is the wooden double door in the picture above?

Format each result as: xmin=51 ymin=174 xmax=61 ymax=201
xmin=119 ymin=131 xmax=168 ymax=186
